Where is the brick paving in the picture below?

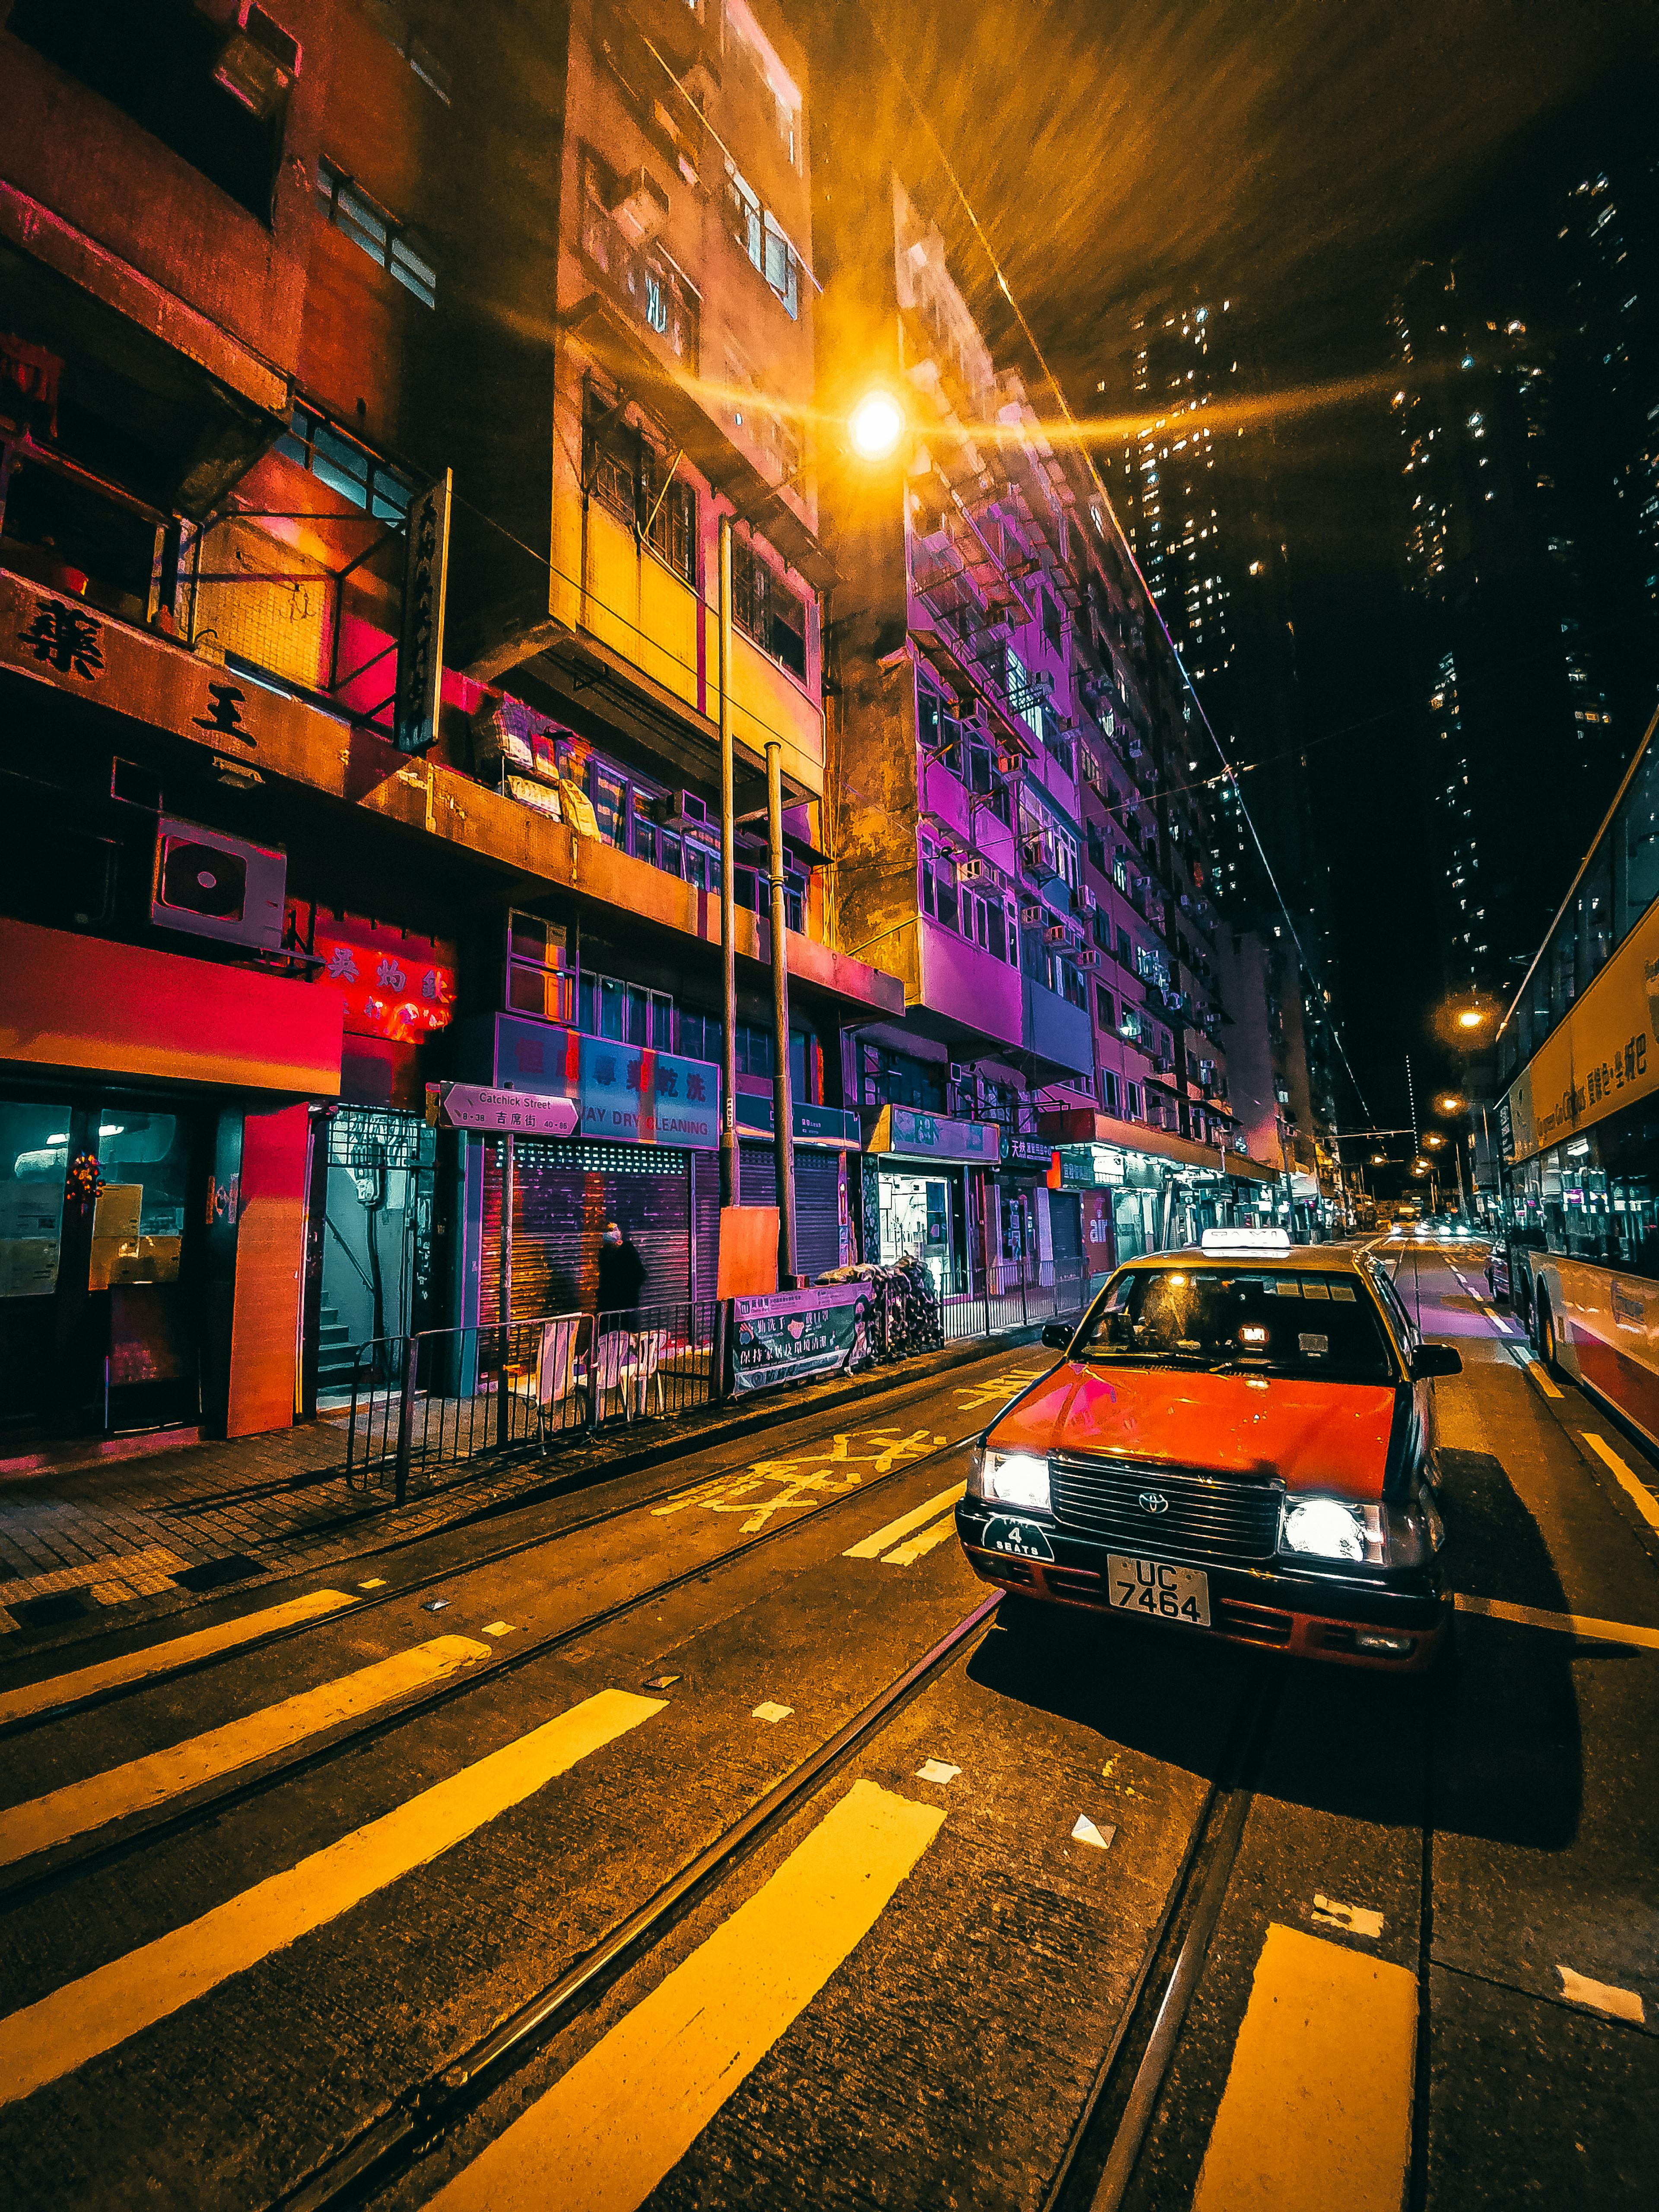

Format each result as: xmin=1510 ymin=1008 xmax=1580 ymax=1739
xmin=0 ymin=1330 xmax=1040 ymax=1656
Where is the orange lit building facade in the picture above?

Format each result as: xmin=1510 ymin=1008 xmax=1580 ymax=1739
xmin=0 ymin=0 xmax=898 ymax=1456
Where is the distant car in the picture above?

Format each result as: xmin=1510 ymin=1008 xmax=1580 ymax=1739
xmin=958 ymin=1228 xmax=1457 ymax=1670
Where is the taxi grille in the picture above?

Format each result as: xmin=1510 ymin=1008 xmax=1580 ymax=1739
xmin=1050 ymin=1456 xmax=1282 ymax=1564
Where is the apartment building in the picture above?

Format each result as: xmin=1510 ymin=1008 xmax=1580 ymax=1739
xmin=814 ymin=167 xmax=1278 ymax=1290
xmin=0 ymin=0 xmax=900 ymax=1454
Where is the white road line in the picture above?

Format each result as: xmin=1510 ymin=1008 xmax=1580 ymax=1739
xmin=1557 ymin=1965 xmax=1646 ymax=2023
xmin=843 ymin=1483 xmax=966 ymax=1560
xmin=881 ymin=1514 xmax=960 ymax=1567
xmin=1579 ymin=1432 xmax=1659 ymax=1533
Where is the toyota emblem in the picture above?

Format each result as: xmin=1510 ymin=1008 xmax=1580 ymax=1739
xmin=1138 ymin=1491 xmax=1170 ymax=1515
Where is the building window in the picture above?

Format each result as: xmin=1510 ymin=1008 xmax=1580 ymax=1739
xmin=731 ymin=535 xmax=808 ymax=679
xmin=1098 ymin=1068 xmax=1119 ymax=1114
xmin=506 ymin=912 xmax=574 ymax=1024
xmin=725 ymin=166 xmax=801 ymax=318
xmin=581 ymin=972 xmax=674 ymax=1049
xmin=579 ymin=152 xmax=699 ymax=367
xmin=275 ymin=405 xmax=413 ymax=521
xmin=1095 ymin=983 xmax=1115 ymax=1030
xmin=581 ymin=393 xmax=698 ymax=586
xmin=1125 ymin=1081 xmax=1141 ymax=1119
xmin=1042 ymin=587 xmax=1063 ymax=653
xmin=317 ymin=159 xmax=435 ymax=306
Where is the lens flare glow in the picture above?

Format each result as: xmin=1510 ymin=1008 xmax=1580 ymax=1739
xmin=848 ymin=389 xmax=906 ymax=460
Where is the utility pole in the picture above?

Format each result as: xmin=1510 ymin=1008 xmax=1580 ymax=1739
xmin=766 ymin=735 xmax=797 ymax=1283
xmin=718 ymin=512 xmax=739 ymax=1217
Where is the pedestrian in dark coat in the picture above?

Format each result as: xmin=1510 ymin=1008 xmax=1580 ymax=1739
xmin=597 ymin=1220 xmax=647 ymax=1314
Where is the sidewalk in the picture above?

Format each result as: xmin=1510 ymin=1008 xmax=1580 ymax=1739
xmin=0 ymin=1327 xmax=1044 ymax=1658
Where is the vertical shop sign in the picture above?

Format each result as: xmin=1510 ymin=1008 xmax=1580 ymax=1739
xmin=394 ymin=468 xmax=451 ymax=755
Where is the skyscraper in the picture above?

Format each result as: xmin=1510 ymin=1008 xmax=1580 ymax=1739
xmin=1392 ymin=256 xmax=1619 ymax=1005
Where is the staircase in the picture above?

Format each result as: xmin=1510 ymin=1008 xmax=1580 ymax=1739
xmin=316 ymin=1304 xmax=360 ymax=1397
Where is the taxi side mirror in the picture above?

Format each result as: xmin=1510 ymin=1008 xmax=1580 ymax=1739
xmin=1411 ymin=1344 xmax=1462 ymax=1381
xmin=1041 ymin=1322 xmax=1074 ymax=1351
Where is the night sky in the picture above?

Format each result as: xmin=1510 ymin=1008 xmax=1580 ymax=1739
xmin=842 ymin=0 xmax=1656 ymax=1135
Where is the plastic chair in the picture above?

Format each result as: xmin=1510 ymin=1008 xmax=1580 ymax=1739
xmin=533 ymin=1315 xmax=583 ymax=1450
xmin=627 ymin=1328 xmax=668 ymax=1418
xmin=590 ymin=1328 xmax=635 ymax=1421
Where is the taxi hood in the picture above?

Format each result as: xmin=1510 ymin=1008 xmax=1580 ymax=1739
xmin=989 ymin=1361 xmax=1398 ymax=1501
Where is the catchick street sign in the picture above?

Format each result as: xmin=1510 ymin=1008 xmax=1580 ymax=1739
xmin=428 ymin=1082 xmax=578 ymax=1137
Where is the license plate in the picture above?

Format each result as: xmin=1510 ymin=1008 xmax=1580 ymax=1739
xmin=1105 ymin=1554 xmax=1211 ymax=1628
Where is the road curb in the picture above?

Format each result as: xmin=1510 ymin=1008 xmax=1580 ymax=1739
xmin=0 ymin=1326 xmax=1049 ymax=1670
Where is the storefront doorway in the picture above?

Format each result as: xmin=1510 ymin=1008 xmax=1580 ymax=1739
xmin=318 ymin=1107 xmax=436 ymax=1390
xmin=878 ymin=1167 xmax=963 ymax=1297
xmin=0 ymin=1091 xmax=205 ymax=1446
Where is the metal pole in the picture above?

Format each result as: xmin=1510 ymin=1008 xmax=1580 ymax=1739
xmin=766 ymin=736 xmax=797 ymax=1285
xmin=496 ymin=1132 xmax=513 ymax=1449
xmin=718 ymin=513 xmax=740 ymax=1215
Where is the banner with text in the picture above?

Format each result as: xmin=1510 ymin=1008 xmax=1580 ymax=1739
xmin=731 ymin=1283 xmax=872 ymax=1394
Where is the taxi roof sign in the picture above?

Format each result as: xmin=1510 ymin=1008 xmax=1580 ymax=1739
xmin=1200 ymin=1227 xmax=1292 ymax=1254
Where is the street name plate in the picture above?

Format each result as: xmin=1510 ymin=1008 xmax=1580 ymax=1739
xmin=435 ymin=1083 xmax=578 ymax=1137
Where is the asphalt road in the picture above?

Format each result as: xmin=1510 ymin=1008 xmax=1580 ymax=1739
xmin=0 ymin=1253 xmax=1654 ymax=2210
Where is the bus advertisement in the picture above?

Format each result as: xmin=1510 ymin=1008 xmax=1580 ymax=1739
xmin=1497 ymin=709 xmax=1659 ymax=1446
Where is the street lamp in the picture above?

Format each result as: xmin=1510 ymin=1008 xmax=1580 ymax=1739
xmin=1456 ymin=1008 xmax=1487 ymax=1031
xmin=717 ymin=388 xmax=909 ymax=1280
xmin=1437 ymin=1094 xmax=1466 ymax=1114
xmin=1424 ymin=1132 xmax=1446 ymax=1149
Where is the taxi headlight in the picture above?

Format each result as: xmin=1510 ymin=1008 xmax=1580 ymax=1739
xmin=970 ymin=1447 xmax=1051 ymax=1512
xmin=1279 ymin=1494 xmax=1441 ymax=1569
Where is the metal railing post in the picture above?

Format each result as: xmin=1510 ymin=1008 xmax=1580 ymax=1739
xmin=1020 ymin=1268 xmax=1029 ymax=1327
xmin=394 ymin=1335 xmax=416 ymax=1507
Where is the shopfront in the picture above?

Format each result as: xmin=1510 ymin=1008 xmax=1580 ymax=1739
xmin=451 ymin=1011 xmax=721 ymax=1328
xmin=1047 ymin=1112 xmax=1282 ymax=1266
xmin=0 ymin=917 xmax=343 ymax=1450
xmin=863 ymin=1104 xmax=1000 ymax=1298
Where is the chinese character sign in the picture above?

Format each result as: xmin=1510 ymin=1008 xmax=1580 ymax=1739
xmin=579 ymin=1036 xmax=718 ymax=1147
xmin=394 ymin=470 xmax=451 ymax=755
xmin=314 ymin=932 xmax=455 ymax=1040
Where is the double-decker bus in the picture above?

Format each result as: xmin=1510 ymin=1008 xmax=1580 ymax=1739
xmin=1496 ymin=708 xmax=1659 ymax=1445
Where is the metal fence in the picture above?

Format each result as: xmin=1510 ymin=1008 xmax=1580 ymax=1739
xmin=341 ymin=1263 xmax=1098 ymax=1504
xmin=343 ymin=1298 xmax=720 ymax=1501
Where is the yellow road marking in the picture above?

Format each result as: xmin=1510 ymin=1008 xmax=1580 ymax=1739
xmin=1455 ymin=1593 xmax=1659 ymax=1650
xmin=0 ymin=1635 xmax=492 ymax=1869
xmin=426 ymin=1780 xmax=943 ymax=2212
xmin=0 ymin=1589 xmax=358 ymax=1728
xmin=0 ymin=1687 xmax=664 ymax=2107
xmin=844 ymin=1482 xmax=966 ymax=1560
xmin=1192 ymin=1922 xmax=1416 ymax=2212
xmin=1526 ymin=1359 xmax=1564 ymax=1399
xmin=1579 ymin=1431 xmax=1659 ymax=1534
xmin=882 ymin=1514 xmax=961 ymax=1567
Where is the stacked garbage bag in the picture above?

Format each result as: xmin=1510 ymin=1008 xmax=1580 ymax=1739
xmin=815 ymin=1255 xmax=944 ymax=1366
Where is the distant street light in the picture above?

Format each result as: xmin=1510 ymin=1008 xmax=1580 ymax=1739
xmin=1456 ymin=1009 xmax=1485 ymax=1031
xmin=1370 ymin=1152 xmax=1387 ymax=1165
xmin=1424 ymin=1132 xmax=1446 ymax=1148
xmin=847 ymin=388 xmax=907 ymax=461
xmin=1437 ymin=1094 xmax=1466 ymax=1113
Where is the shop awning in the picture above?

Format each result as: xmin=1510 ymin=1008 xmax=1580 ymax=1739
xmin=0 ymin=918 xmax=344 ymax=1093
xmin=1039 ymin=1108 xmax=1281 ymax=1185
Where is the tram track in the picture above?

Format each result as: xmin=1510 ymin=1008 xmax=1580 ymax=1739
xmin=0 ymin=1362 xmax=1038 ymax=1904
xmin=0 ymin=1342 xmax=1046 ymax=1742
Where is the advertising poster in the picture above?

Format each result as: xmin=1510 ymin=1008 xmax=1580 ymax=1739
xmin=731 ymin=1283 xmax=872 ymax=1394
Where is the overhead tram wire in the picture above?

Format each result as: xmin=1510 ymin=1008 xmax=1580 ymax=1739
xmin=848 ymin=0 xmax=1372 ymax=1122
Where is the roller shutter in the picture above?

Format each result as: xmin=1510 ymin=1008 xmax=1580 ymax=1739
xmin=480 ymin=1138 xmax=691 ymax=1325
xmin=739 ymin=1142 xmax=842 ymax=1284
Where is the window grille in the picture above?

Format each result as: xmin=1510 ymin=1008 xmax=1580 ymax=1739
xmin=317 ymin=159 xmax=435 ymax=306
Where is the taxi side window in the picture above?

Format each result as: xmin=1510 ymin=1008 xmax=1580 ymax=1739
xmin=1370 ymin=1270 xmax=1416 ymax=1353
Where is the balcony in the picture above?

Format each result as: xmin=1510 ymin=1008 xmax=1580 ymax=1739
xmin=1022 ymin=975 xmax=1093 ymax=1077
xmin=578 ymin=172 xmax=699 ymax=372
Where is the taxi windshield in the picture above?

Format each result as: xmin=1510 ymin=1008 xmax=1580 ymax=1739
xmin=1074 ymin=1267 xmax=1395 ymax=1382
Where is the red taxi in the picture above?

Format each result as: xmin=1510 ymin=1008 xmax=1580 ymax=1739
xmin=957 ymin=1230 xmax=1459 ymax=1669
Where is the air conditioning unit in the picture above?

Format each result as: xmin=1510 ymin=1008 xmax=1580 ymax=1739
xmin=996 ymin=750 xmax=1023 ymax=776
xmin=1071 ymin=884 xmax=1097 ymax=915
xmin=1044 ymin=921 xmax=1070 ymax=945
xmin=653 ymin=789 xmax=712 ymax=834
xmin=608 ymin=165 xmax=672 ymax=244
xmin=151 ymin=816 xmax=286 ymax=950
xmin=958 ymin=856 xmax=987 ymax=883
xmin=1019 ymin=901 xmax=1045 ymax=927
xmin=1075 ymin=947 xmax=1101 ymax=970
xmin=948 ymin=1063 xmax=964 ymax=1082
xmin=1128 ymin=739 xmax=1145 ymax=760
xmin=213 ymin=3 xmax=301 ymax=118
